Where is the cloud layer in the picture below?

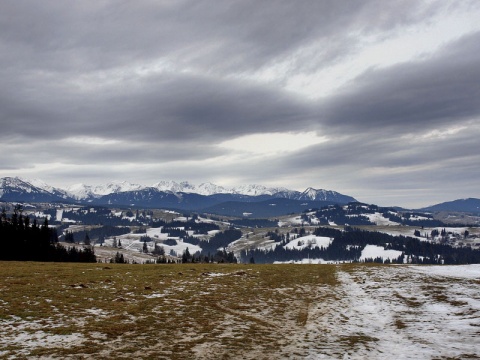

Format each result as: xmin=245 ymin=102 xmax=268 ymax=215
xmin=1 ymin=0 xmax=479 ymax=207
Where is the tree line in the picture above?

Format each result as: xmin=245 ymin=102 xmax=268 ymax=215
xmin=0 ymin=206 xmax=96 ymax=262
xmin=243 ymin=226 xmax=480 ymax=264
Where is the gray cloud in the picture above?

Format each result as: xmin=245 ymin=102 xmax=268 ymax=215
xmin=0 ymin=71 xmax=315 ymax=143
xmin=322 ymin=31 xmax=480 ymax=133
xmin=1 ymin=0 xmax=479 ymax=207
xmin=1 ymin=1 xmax=438 ymax=73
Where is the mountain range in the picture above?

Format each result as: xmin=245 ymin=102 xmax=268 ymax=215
xmin=0 ymin=177 xmax=357 ymax=215
xmin=2 ymin=177 xmax=479 ymax=216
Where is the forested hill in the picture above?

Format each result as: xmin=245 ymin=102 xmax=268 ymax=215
xmin=244 ymin=226 xmax=480 ymax=265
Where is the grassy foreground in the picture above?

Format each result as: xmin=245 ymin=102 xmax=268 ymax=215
xmin=2 ymin=262 xmax=479 ymax=359
xmin=0 ymin=261 xmax=338 ymax=359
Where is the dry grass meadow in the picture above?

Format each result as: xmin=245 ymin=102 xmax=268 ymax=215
xmin=1 ymin=262 xmax=479 ymax=359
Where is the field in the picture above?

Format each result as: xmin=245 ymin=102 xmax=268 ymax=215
xmin=1 ymin=262 xmax=479 ymax=359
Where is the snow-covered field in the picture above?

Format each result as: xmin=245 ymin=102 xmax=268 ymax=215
xmin=0 ymin=263 xmax=479 ymax=359
xmin=359 ymin=244 xmax=403 ymax=261
xmin=300 ymin=265 xmax=480 ymax=359
xmin=100 ymin=227 xmax=203 ymax=260
xmin=284 ymin=235 xmax=332 ymax=250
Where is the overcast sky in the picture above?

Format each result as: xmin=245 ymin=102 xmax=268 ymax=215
xmin=1 ymin=0 xmax=479 ymax=208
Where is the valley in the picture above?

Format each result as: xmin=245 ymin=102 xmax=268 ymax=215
xmin=2 ymin=199 xmax=480 ymax=265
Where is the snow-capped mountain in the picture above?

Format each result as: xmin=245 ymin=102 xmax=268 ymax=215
xmin=91 ymin=181 xmax=144 ymax=196
xmin=196 ymin=182 xmax=230 ymax=195
xmin=231 ymin=184 xmax=290 ymax=196
xmin=297 ymin=187 xmax=355 ymax=203
xmin=152 ymin=181 xmax=295 ymax=197
xmin=66 ymin=181 xmax=144 ymax=200
xmin=152 ymin=180 xmax=197 ymax=194
xmin=26 ymin=178 xmax=63 ymax=195
xmin=0 ymin=177 xmax=358 ymax=210
xmin=0 ymin=177 xmax=66 ymax=202
xmin=64 ymin=183 xmax=97 ymax=200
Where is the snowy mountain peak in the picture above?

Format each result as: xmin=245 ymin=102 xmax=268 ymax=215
xmin=196 ymin=182 xmax=229 ymax=195
xmin=22 ymin=178 xmax=71 ymax=199
xmin=153 ymin=180 xmax=185 ymax=193
xmin=228 ymin=184 xmax=295 ymax=197
xmin=65 ymin=183 xmax=96 ymax=200
xmin=152 ymin=180 xmax=226 ymax=195
xmin=298 ymin=187 xmax=356 ymax=203
xmin=1 ymin=177 xmax=45 ymax=193
xmin=230 ymin=184 xmax=275 ymax=196
xmin=1 ymin=176 xmax=27 ymax=187
xmin=301 ymin=187 xmax=322 ymax=200
xmin=0 ymin=177 xmax=357 ymax=205
xmin=94 ymin=181 xmax=143 ymax=195
xmin=65 ymin=181 xmax=144 ymax=200
xmin=0 ymin=177 xmax=66 ymax=201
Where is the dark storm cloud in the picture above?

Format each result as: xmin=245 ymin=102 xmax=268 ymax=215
xmin=322 ymin=31 xmax=480 ymax=133
xmin=0 ymin=0 xmax=437 ymax=73
xmin=95 ymin=75 xmax=317 ymax=142
xmin=280 ymin=126 xmax=479 ymax=174
xmin=0 ymin=0 xmax=463 ymax=145
xmin=0 ymin=134 xmax=226 ymax=171
xmin=0 ymin=70 xmax=315 ymax=143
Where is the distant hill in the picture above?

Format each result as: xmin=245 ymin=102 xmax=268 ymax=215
xmin=201 ymin=198 xmax=337 ymax=218
xmin=420 ymin=198 xmax=480 ymax=213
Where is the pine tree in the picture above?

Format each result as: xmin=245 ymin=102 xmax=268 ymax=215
xmin=113 ymin=252 xmax=126 ymax=263
xmin=143 ymin=240 xmax=148 ymax=253
xmin=65 ymin=231 xmax=75 ymax=243
xmin=182 ymin=247 xmax=191 ymax=263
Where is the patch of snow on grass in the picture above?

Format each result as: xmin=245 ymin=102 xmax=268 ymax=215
xmin=359 ymin=245 xmax=402 ymax=261
xmin=410 ymin=264 xmax=480 ymax=279
xmin=284 ymin=235 xmax=331 ymax=250
xmin=365 ymin=212 xmax=399 ymax=225
xmin=0 ymin=318 xmax=84 ymax=356
xmin=408 ymin=215 xmax=430 ymax=221
xmin=301 ymin=266 xmax=480 ymax=359
xmin=273 ymin=258 xmax=341 ymax=264
xmin=144 ymin=293 xmax=166 ymax=299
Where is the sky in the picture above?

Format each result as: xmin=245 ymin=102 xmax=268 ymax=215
xmin=1 ymin=0 xmax=479 ymax=208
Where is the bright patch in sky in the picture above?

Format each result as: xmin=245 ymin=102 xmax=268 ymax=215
xmin=420 ymin=126 xmax=468 ymax=140
xmin=258 ymin=7 xmax=480 ymax=99
xmin=64 ymin=137 xmax=120 ymax=145
xmin=218 ymin=132 xmax=327 ymax=155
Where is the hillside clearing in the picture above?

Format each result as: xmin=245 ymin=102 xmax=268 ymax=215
xmin=0 ymin=262 xmax=479 ymax=359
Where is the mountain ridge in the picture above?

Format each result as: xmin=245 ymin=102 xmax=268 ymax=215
xmin=1 ymin=177 xmax=357 ymax=209
xmin=1 ymin=177 xmax=479 ymax=216
xmin=420 ymin=198 xmax=480 ymax=213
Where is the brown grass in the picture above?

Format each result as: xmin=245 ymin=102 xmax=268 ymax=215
xmin=0 ymin=261 xmax=337 ymax=359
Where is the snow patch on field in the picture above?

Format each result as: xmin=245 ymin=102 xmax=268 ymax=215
xmin=104 ymin=227 xmax=203 ymax=257
xmin=284 ymin=235 xmax=331 ymax=250
xmin=0 ymin=318 xmax=83 ymax=357
xmin=359 ymin=245 xmax=403 ymax=261
xmin=273 ymin=258 xmax=340 ymax=264
xmin=364 ymin=212 xmax=399 ymax=225
xmin=410 ymin=264 xmax=480 ymax=279
xmin=300 ymin=265 xmax=480 ymax=359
